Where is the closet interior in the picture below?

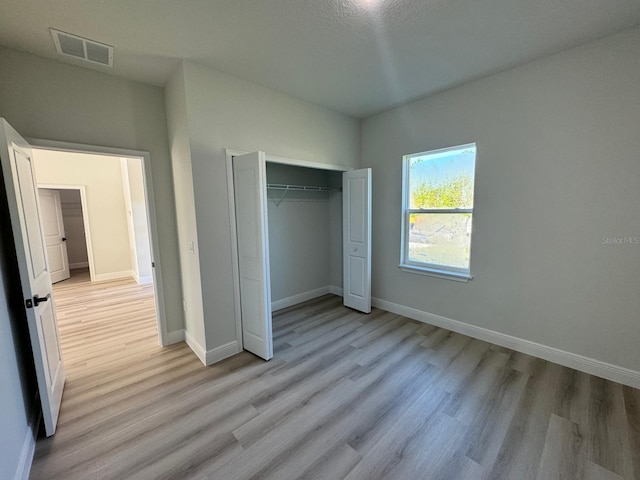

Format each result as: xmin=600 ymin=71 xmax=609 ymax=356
xmin=265 ymin=162 xmax=343 ymax=310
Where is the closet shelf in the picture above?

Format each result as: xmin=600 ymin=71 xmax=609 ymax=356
xmin=266 ymin=183 xmax=341 ymax=207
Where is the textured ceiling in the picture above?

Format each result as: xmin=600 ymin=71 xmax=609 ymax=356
xmin=0 ymin=0 xmax=639 ymax=118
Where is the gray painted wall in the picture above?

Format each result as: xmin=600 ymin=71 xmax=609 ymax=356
xmin=328 ymin=173 xmax=343 ymax=290
xmin=266 ymin=163 xmax=332 ymax=302
xmin=0 ymin=47 xmax=184 ymax=335
xmin=361 ymin=27 xmax=640 ymax=372
xmin=164 ymin=64 xmax=206 ymax=346
xmin=172 ymin=61 xmax=360 ymax=350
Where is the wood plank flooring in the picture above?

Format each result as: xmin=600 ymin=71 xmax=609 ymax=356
xmin=30 ymin=271 xmax=640 ymax=479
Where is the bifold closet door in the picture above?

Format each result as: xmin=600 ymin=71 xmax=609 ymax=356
xmin=343 ymin=168 xmax=372 ymax=313
xmin=233 ymin=151 xmax=273 ymax=360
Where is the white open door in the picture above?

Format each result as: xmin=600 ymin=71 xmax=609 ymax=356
xmin=233 ymin=151 xmax=273 ymax=360
xmin=343 ymin=168 xmax=372 ymax=313
xmin=38 ymin=189 xmax=70 ymax=284
xmin=0 ymin=119 xmax=65 ymax=436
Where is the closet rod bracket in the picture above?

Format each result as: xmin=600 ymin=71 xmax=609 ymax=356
xmin=274 ymin=186 xmax=289 ymax=207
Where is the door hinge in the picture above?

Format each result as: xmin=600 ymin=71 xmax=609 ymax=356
xmin=152 ymin=261 xmax=155 ymax=268
xmin=25 ymin=298 xmax=33 ymax=309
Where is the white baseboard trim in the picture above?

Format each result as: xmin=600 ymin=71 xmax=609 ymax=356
xmin=14 ymin=421 xmax=36 ymax=480
xmin=185 ymin=331 xmax=239 ymax=366
xmin=371 ymin=297 xmax=640 ymax=390
xmin=271 ymin=286 xmax=332 ymax=312
xmin=165 ymin=329 xmax=185 ymax=346
xmin=69 ymin=261 xmax=89 ymax=269
xmin=329 ymin=285 xmax=343 ymax=297
xmin=206 ymin=341 xmax=240 ymax=366
xmin=136 ymin=275 xmax=154 ymax=285
xmin=184 ymin=330 xmax=207 ymax=366
xmin=92 ymin=270 xmax=133 ymax=283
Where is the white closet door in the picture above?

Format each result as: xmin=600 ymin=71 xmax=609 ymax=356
xmin=0 ymin=118 xmax=65 ymax=436
xmin=343 ymin=168 xmax=372 ymax=313
xmin=38 ymin=189 xmax=70 ymax=284
xmin=233 ymin=151 xmax=273 ymax=360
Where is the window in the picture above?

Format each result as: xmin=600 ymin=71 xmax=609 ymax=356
xmin=400 ymin=143 xmax=476 ymax=281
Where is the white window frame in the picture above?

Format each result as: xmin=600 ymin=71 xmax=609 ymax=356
xmin=399 ymin=143 xmax=476 ymax=282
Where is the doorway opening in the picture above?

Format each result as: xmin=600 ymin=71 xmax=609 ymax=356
xmin=226 ymin=149 xmax=372 ymax=362
xmin=37 ymin=187 xmax=89 ymax=284
xmin=30 ymin=145 xmax=167 ymax=355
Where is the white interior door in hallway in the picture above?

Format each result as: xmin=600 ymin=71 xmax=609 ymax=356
xmin=0 ymin=118 xmax=65 ymax=436
xmin=38 ymin=188 xmax=70 ymax=284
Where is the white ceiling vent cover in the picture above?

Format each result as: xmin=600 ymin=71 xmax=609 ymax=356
xmin=50 ymin=29 xmax=113 ymax=67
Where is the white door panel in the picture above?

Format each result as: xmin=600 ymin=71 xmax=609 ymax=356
xmin=15 ymin=150 xmax=48 ymax=277
xmin=0 ymin=118 xmax=65 ymax=436
xmin=343 ymin=168 xmax=372 ymax=313
xmin=40 ymin=192 xmax=59 ymax=233
xmin=233 ymin=151 xmax=273 ymax=360
xmin=39 ymin=301 xmax=62 ymax=381
xmin=39 ymin=189 xmax=70 ymax=284
xmin=46 ymin=245 xmax=64 ymax=272
xmin=348 ymin=256 xmax=365 ymax=297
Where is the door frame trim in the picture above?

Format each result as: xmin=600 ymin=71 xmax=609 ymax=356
xmin=27 ymin=138 xmax=169 ymax=347
xmin=225 ymin=148 xmax=351 ymax=353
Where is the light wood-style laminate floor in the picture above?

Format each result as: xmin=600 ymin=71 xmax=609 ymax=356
xmin=30 ymin=270 xmax=640 ymax=479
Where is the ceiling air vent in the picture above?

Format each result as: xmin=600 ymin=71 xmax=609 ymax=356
xmin=50 ymin=29 xmax=113 ymax=67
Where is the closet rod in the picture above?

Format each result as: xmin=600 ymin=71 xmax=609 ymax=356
xmin=266 ymin=183 xmax=340 ymax=192
xmin=267 ymin=183 xmax=341 ymax=207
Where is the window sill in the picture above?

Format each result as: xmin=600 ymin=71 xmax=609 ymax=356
xmin=399 ymin=264 xmax=472 ymax=283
